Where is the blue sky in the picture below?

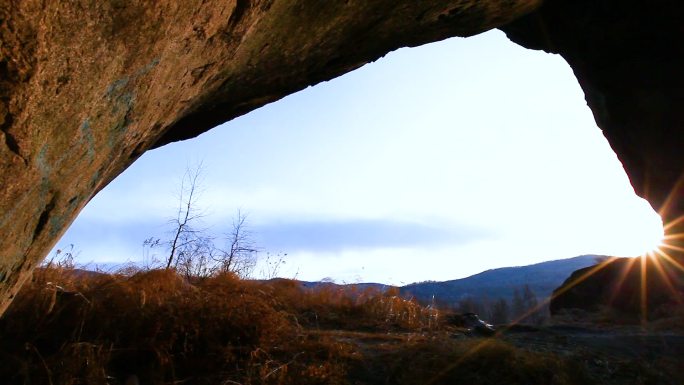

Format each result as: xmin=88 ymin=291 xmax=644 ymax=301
xmin=56 ymin=30 xmax=664 ymax=285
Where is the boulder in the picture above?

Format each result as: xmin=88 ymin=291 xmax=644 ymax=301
xmin=550 ymin=256 xmax=684 ymax=320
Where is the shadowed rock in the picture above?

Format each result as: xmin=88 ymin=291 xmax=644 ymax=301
xmin=550 ymin=255 xmax=684 ymax=320
xmin=504 ymin=0 xmax=684 ymax=320
xmin=501 ymin=0 xmax=684 ymax=229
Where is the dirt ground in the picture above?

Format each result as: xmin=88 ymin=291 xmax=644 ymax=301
xmin=500 ymin=324 xmax=684 ymax=385
xmin=311 ymin=323 xmax=684 ymax=385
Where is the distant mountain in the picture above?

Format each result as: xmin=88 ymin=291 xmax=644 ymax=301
xmin=399 ymin=255 xmax=607 ymax=307
xmin=72 ymin=255 xmax=606 ymax=310
xmin=291 ymin=280 xmax=390 ymax=296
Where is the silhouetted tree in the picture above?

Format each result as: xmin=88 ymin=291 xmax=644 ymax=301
xmin=490 ymin=298 xmax=510 ymax=324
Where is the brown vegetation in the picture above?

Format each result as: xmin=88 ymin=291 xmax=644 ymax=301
xmin=0 ymin=262 xmax=437 ymax=385
xmin=0 ymin=263 xmax=680 ymax=385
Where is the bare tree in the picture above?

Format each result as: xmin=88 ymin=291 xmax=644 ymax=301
xmin=173 ymin=235 xmax=208 ymax=279
xmin=172 ymin=211 xmax=258 ymax=280
xmin=166 ymin=165 xmax=205 ymax=269
xmin=216 ymin=211 xmax=258 ymax=277
xmin=259 ymin=252 xmax=288 ymax=280
xmin=145 ymin=164 xmax=259 ymax=280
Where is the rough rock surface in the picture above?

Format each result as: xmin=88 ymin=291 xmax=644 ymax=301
xmin=0 ymin=0 xmax=543 ymax=315
xmin=0 ymin=0 xmax=682 ymax=317
xmin=501 ymin=0 xmax=684 ymax=318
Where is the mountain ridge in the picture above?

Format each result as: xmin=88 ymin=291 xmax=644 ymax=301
xmin=81 ymin=255 xmax=606 ymax=308
xmin=399 ymin=254 xmax=607 ymax=306
xmin=291 ymin=255 xmax=607 ymax=308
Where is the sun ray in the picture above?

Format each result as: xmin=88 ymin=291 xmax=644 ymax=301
xmin=424 ymin=338 xmax=495 ymax=385
xmin=663 ymin=215 xmax=684 ymax=232
xmin=661 ymin=243 xmax=684 ymax=253
xmin=654 ymin=248 xmax=684 ymax=274
xmin=663 ymin=232 xmax=684 ymax=241
xmin=425 ymin=259 xmax=624 ymax=385
xmin=505 ymin=296 xmax=552 ymax=330
xmin=607 ymin=256 xmax=639 ymax=306
xmin=495 ymin=257 xmax=620 ymax=330
xmin=427 ymin=249 xmax=681 ymax=384
xmin=649 ymin=254 xmax=683 ymax=304
xmin=434 ymin=258 xmax=628 ymax=384
xmin=657 ymin=171 xmax=684 ymax=218
xmin=640 ymin=255 xmax=648 ymax=325
xmin=545 ymin=257 xmax=619 ymax=302
xmin=433 ymin=167 xmax=677 ymax=380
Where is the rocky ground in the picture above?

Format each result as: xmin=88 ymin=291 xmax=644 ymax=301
xmin=501 ymin=325 xmax=684 ymax=384
xmin=310 ymin=323 xmax=684 ymax=385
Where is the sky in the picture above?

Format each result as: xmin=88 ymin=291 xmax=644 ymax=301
xmin=56 ymin=30 xmax=664 ymax=285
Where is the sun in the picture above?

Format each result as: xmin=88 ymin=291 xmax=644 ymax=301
xmin=642 ymin=231 xmax=666 ymax=258
xmin=624 ymin=212 xmax=666 ymax=257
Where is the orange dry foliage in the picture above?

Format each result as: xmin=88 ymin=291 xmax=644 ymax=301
xmin=2 ymin=265 xmax=674 ymax=385
xmin=0 ymin=266 xmax=436 ymax=385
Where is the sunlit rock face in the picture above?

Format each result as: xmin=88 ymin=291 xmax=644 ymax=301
xmin=0 ymin=0 xmax=543 ymax=315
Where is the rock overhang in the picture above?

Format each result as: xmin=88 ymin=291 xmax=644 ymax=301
xmin=0 ymin=0 xmax=682 ymax=316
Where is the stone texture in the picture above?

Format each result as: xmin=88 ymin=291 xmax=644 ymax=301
xmin=0 ymin=0 xmax=543 ymax=315
xmin=1 ymin=0 xmax=682 ymax=317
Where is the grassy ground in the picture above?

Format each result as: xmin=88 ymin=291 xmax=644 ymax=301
xmin=0 ymin=265 xmax=681 ymax=384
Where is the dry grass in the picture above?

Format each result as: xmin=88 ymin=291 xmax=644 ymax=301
xmin=356 ymin=338 xmax=591 ymax=385
xmin=0 ymin=265 xmax=438 ymax=385
xmin=0 ymin=265 xmax=678 ymax=384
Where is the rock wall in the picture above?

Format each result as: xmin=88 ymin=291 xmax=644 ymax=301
xmin=501 ymin=0 xmax=684 ymax=230
xmin=501 ymin=0 xmax=684 ymax=318
xmin=1 ymin=0 xmax=682 ymax=317
xmin=0 ymin=0 xmax=542 ymax=315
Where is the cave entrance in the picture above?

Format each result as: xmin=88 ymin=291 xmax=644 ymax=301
xmin=55 ymin=30 xmax=663 ymax=285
